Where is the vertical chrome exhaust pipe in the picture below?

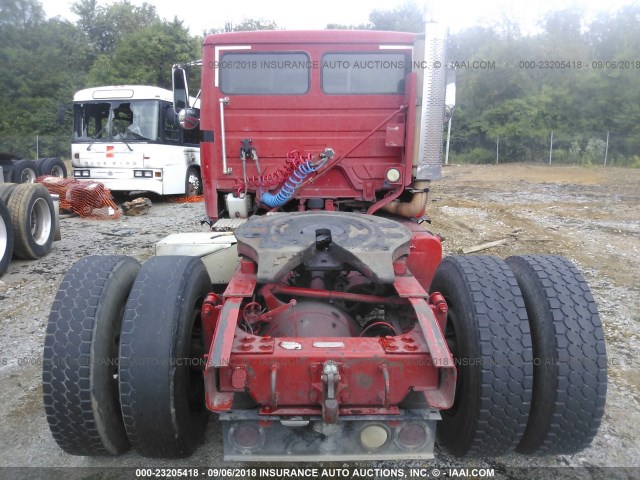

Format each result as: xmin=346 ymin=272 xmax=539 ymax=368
xmin=414 ymin=6 xmax=448 ymax=180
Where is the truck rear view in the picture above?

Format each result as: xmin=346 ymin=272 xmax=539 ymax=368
xmin=43 ymin=25 xmax=607 ymax=462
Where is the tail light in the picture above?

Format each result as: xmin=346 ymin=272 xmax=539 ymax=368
xmin=395 ymin=423 xmax=429 ymax=451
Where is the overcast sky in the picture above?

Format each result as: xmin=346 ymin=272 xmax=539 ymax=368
xmin=42 ymin=0 xmax=637 ymax=35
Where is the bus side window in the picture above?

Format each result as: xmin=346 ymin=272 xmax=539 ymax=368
xmin=163 ymin=103 xmax=180 ymax=143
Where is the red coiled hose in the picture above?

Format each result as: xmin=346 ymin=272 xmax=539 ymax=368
xmin=234 ymin=150 xmax=312 ymax=196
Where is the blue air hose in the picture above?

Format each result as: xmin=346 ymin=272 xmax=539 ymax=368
xmin=261 ymin=161 xmax=317 ymax=208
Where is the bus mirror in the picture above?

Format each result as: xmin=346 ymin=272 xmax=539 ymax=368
xmin=178 ymin=108 xmax=199 ymax=130
xmin=172 ymin=65 xmax=190 ymax=113
xmin=445 ymin=68 xmax=456 ymax=111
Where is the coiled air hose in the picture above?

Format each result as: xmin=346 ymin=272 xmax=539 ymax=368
xmin=260 ymin=160 xmax=318 ymax=208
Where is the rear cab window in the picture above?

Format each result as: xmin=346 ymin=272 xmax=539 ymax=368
xmin=321 ymin=52 xmax=408 ymax=94
xmin=219 ymin=52 xmax=311 ymax=95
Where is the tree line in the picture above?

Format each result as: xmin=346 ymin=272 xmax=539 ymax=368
xmin=1 ymin=0 xmax=638 ymax=166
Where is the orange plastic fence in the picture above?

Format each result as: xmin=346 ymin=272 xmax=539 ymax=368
xmin=168 ymin=195 xmax=205 ymax=203
xmin=37 ymin=176 xmax=120 ymax=219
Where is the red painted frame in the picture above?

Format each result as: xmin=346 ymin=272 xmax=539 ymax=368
xmin=201 ymin=228 xmax=454 ymax=417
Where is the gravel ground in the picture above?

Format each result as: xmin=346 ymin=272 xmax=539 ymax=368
xmin=0 ymin=164 xmax=638 ymax=480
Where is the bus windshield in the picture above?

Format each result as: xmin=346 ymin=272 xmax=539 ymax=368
xmin=73 ymin=100 xmax=160 ymax=142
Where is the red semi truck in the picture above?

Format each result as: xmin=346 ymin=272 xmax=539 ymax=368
xmin=43 ymin=23 xmax=607 ymax=461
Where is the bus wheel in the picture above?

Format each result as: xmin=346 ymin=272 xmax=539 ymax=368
xmin=185 ymin=167 xmax=202 ymax=196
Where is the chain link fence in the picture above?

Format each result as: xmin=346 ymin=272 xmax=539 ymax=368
xmin=448 ymin=131 xmax=640 ymax=167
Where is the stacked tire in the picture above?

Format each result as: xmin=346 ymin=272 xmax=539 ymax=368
xmin=1 ymin=158 xmax=67 ymax=186
xmin=0 ymin=198 xmax=13 ymax=277
xmin=0 ymin=183 xmax=56 ymax=277
xmin=9 ymin=160 xmax=38 ymax=183
xmin=36 ymin=158 xmax=67 ymax=178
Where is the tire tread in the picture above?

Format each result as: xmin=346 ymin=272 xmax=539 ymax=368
xmin=119 ymin=256 xmax=210 ymax=458
xmin=507 ymin=255 xmax=607 ymax=454
xmin=434 ymin=255 xmax=533 ymax=456
xmin=0 ymin=199 xmax=13 ymax=276
xmin=8 ymin=183 xmax=54 ymax=259
xmin=43 ymin=255 xmax=139 ymax=455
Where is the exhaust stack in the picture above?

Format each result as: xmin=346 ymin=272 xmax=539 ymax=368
xmin=414 ymin=15 xmax=448 ymax=180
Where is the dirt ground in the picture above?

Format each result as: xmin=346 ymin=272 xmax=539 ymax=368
xmin=0 ymin=164 xmax=638 ymax=476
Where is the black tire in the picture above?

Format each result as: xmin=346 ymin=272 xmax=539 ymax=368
xmin=0 ymin=199 xmax=13 ymax=277
xmin=7 ymin=183 xmax=55 ymax=259
xmin=35 ymin=158 xmax=49 ymax=176
xmin=41 ymin=157 xmax=67 ymax=178
xmin=11 ymin=159 xmax=38 ymax=183
xmin=0 ymin=182 xmax=17 ymax=204
xmin=43 ymin=256 xmax=141 ymax=455
xmin=431 ymin=256 xmax=533 ymax=456
xmin=185 ymin=166 xmax=202 ymax=196
xmin=1 ymin=162 xmax=13 ymax=183
xmin=119 ymin=256 xmax=211 ymax=458
xmin=505 ymin=255 xmax=607 ymax=455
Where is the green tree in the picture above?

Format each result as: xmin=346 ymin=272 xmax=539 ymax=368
xmin=0 ymin=0 xmax=91 ymax=157
xmin=72 ymin=0 xmax=159 ymax=55
xmin=369 ymin=1 xmax=423 ymax=33
xmin=229 ymin=18 xmax=278 ymax=31
xmin=206 ymin=18 xmax=279 ymax=34
xmin=326 ymin=22 xmax=371 ymax=30
xmin=0 ymin=0 xmax=44 ymax=26
xmin=87 ymin=19 xmax=200 ymax=88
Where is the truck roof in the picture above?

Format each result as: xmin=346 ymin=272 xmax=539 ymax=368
xmin=73 ymin=85 xmax=173 ymax=102
xmin=204 ymin=30 xmax=415 ymax=46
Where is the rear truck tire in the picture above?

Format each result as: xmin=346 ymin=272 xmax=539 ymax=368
xmin=119 ymin=256 xmax=210 ymax=458
xmin=505 ymin=255 xmax=607 ymax=455
xmin=0 ymin=182 xmax=17 ymax=203
xmin=41 ymin=157 xmax=67 ymax=178
xmin=430 ymin=255 xmax=533 ymax=456
xmin=0 ymin=199 xmax=14 ymax=277
xmin=11 ymin=159 xmax=38 ymax=183
xmin=43 ymin=255 xmax=141 ymax=455
xmin=185 ymin=166 xmax=202 ymax=196
xmin=7 ymin=183 xmax=55 ymax=259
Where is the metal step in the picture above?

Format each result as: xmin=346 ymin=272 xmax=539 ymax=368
xmin=212 ymin=217 xmax=248 ymax=231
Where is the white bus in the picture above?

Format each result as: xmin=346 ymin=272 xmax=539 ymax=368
xmin=71 ymin=85 xmax=201 ymax=196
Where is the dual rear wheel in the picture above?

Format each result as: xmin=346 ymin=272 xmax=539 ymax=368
xmin=43 ymin=255 xmax=210 ymax=457
xmin=43 ymin=253 xmax=607 ymax=458
xmin=432 ymin=255 xmax=607 ymax=456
